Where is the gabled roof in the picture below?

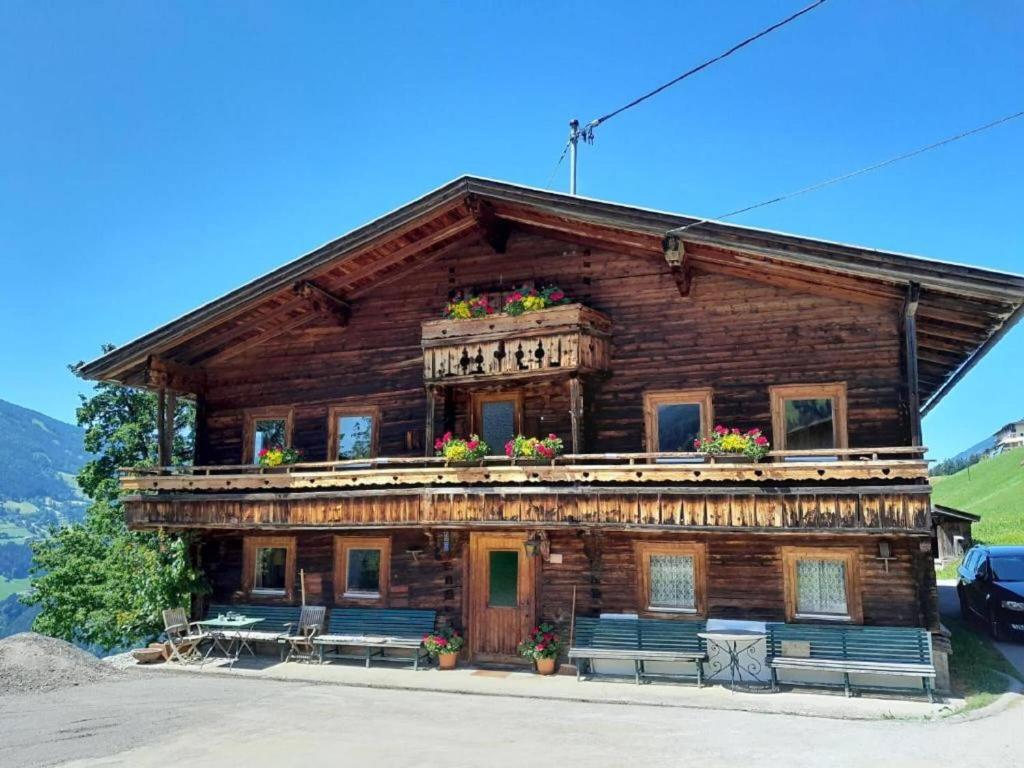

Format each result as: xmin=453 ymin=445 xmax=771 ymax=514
xmin=77 ymin=175 xmax=1024 ymax=412
xmin=932 ymin=504 xmax=981 ymax=523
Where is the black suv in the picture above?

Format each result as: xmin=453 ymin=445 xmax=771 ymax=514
xmin=957 ymin=545 xmax=1024 ymax=641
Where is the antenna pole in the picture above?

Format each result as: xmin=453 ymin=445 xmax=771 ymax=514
xmin=568 ymin=119 xmax=579 ymax=195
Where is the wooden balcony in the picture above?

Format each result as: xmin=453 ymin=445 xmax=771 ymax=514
xmin=421 ymin=303 xmax=611 ymax=384
xmin=121 ymin=447 xmax=927 ymax=494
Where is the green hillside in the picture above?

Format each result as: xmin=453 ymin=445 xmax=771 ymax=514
xmin=933 ymin=446 xmax=1024 ymax=546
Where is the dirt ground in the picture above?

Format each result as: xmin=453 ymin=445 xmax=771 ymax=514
xmin=1 ymin=673 xmax=1019 ymax=768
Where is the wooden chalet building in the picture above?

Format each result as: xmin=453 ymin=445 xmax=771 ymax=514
xmin=78 ymin=177 xmax=1024 ymax=678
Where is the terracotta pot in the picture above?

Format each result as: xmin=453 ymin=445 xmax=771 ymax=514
xmin=438 ymin=651 xmax=459 ymax=670
xmin=535 ymin=657 xmax=557 ymax=675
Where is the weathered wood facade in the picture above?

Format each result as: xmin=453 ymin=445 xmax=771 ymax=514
xmin=78 ymin=177 xmax=1024 ymax=666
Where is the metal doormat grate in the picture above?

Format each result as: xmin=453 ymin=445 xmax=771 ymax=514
xmin=471 ymin=670 xmax=512 ymax=678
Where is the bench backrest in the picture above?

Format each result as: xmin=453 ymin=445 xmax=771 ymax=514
xmin=766 ymin=623 xmax=932 ymax=665
xmin=639 ymin=618 xmax=705 ymax=654
xmin=208 ymin=603 xmax=304 ymax=631
xmin=324 ymin=608 xmax=437 ymax=640
xmin=572 ymin=617 xmax=640 ymax=651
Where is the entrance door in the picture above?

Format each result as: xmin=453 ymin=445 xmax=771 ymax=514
xmin=468 ymin=532 xmax=536 ymax=662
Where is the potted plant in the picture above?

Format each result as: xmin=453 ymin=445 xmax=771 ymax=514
xmin=435 ymin=432 xmax=490 ymax=466
xmin=694 ymin=426 xmax=770 ymax=463
xmin=517 ymin=622 xmax=564 ymax=675
xmin=502 ymin=284 xmax=572 ymax=316
xmin=505 ymin=434 xmax=563 ymax=465
xmin=257 ymin=445 xmax=302 ymax=468
xmin=423 ymin=628 xmax=465 ymax=670
xmin=443 ymin=291 xmax=495 ymax=319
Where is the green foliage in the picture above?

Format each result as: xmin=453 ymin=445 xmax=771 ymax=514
xmin=25 ymin=356 xmax=205 ymax=651
xmin=517 ymin=622 xmax=564 ymax=660
xmin=933 ymin=446 xmax=1024 ymax=545
xmin=945 ymin=614 xmax=1021 ymax=711
xmin=930 ymin=450 xmax=985 ymax=478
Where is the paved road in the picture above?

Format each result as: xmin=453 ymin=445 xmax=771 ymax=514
xmin=0 ymin=674 xmax=1019 ymax=768
xmin=937 ymin=581 xmax=1024 ymax=677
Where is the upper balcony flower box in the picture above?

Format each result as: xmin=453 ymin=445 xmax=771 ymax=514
xmin=421 ymin=303 xmax=612 ymax=384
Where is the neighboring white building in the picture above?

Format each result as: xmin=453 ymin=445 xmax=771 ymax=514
xmin=993 ymin=418 xmax=1024 ymax=453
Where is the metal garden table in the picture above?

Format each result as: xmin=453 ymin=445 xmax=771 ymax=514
xmin=199 ymin=616 xmax=264 ymax=668
xmin=698 ymin=629 xmax=770 ymax=691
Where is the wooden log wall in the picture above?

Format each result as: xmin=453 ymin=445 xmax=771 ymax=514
xmin=199 ymin=528 xmax=937 ymax=633
xmin=199 ymin=231 xmax=908 ymax=464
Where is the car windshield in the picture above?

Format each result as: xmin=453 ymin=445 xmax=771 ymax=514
xmin=990 ymin=556 xmax=1024 ymax=582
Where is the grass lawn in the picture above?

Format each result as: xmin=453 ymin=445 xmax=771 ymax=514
xmin=0 ymin=576 xmax=31 ymax=600
xmin=945 ymin=613 xmax=1022 ymax=711
xmin=934 ymin=446 xmax=1024 ymax=578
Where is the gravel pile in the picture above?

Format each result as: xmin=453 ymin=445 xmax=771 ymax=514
xmin=0 ymin=632 xmax=125 ymax=695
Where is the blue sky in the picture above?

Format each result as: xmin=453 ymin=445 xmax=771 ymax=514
xmin=1 ymin=1 xmax=1021 ymax=461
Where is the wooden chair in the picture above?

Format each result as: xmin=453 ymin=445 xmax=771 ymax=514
xmin=162 ymin=607 xmax=207 ymax=664
xmin=278 ymin=605 xmax=327 ymax=663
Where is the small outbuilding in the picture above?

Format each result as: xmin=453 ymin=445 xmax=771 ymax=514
xmin=931 ymin=505 xmax=980 ymax=563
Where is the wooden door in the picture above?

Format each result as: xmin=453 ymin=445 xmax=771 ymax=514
xmin=468 ymin=532 xmax=536 ymax=662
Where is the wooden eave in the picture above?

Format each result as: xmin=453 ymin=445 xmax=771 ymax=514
xmin=76 ymin=177 xmax=1024 ymax=411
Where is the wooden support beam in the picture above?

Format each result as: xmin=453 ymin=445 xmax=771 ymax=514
xmin=424 ymin=386 xmax=436 ymax=458
xmin=206 ymin=310 xmax=318 ymax=364
xmin=145 ymin=355 xmax=206 ymax=394
xmin=465 ymin=195 xmax=511 ymax=254
xmin=193 ymin=392 xmax=208 ymax=466
xmin=294 ymin=281 xmax=350 ymax=326
xmin=156 ymin=388 xmax=167 ymax=466
xmin=569 ymin=376 xmax=583 ymax=454
xmin=902 ymin=282 xmax=922 ymax=446
xmin=663 ymin=235 xmax=692 ymax=298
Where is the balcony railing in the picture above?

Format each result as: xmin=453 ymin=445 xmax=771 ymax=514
xmin=120 ymin=447 xmax=928 ymax=493
xmin=421 ymin=303 xmax=611 ymax=384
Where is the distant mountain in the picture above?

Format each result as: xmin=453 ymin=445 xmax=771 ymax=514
xmin=0 ymin=399 xmax=91 ymax=638
xmin=948 ymin=434 xmax=996 ymax=465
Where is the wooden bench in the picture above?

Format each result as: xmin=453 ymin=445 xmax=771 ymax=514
xmin=569 ymin=617 xmax=707 ymax=685
xmin=766 ymin=623 xmax=936 ymax=701
xmin=313 ymin=608 xmax=436 ymax=669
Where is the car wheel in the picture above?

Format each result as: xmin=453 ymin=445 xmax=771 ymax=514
xmin=958 ymin=587 xmax=970 ymax=621
xmin=989 ymin=608 xmax=1005 ymax=642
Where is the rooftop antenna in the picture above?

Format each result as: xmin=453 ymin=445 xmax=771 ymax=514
xmin=567 ymin=119 xmax=594 ymax=195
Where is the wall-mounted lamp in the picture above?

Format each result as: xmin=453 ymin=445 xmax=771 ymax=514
xmin=876 ymin=540 xmax=895 ymax=573
xmin=524 ymin=531 xmax=550 ymax=559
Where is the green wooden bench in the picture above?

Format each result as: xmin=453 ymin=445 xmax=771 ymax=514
xmin=313 ymin=608 xmax=436 ymax=669
xmin=766 ymin=623 xmax=936 ymax=701
xmin=569 ymin=617 xmax=707 ymax=685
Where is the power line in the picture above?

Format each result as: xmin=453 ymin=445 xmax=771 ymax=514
xmin=545 ymin=140 xmax=571 ymax=190
xmin=670 ymin=108 xmax=1024 ymax=234
xmin=584 ymin=0 xmax=828 ymax=135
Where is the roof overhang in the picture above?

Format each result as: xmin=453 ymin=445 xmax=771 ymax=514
xmin=77 ymin=176 xmax=1024 ymax=412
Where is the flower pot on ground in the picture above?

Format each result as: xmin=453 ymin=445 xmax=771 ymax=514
xmin=535 ymin=657 xmax=557 ymax=675
xmin=435 ymin=432 xmax=490 ymax=464
xmin=694 ymin=426 xmax=770 ymax=462
xmin=438 ymin=651 xmax=458 ymax=670
xmin=517 ymin=622 xmax=564 ymax=674
xmin=423 ymin=628 xmax=465 ymax=670
xmin=505 ymin=434 xmax=564 ymax=463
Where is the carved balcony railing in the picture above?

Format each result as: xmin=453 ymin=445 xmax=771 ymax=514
xmin=421 ymin=303 xmax=611 ymax=384
xmin=121 ymin=447 xmax=928 ymax=493
xmin=121 ymin=448 xmax=932 ymax=533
